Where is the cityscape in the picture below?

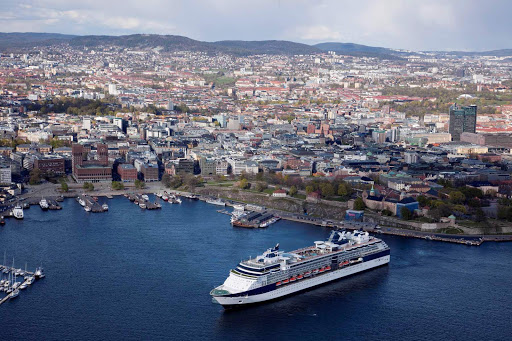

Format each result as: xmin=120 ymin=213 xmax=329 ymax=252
xmin=1 ymin=1 xmax=512 ymax=340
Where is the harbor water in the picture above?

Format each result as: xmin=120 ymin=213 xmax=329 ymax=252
xmin=0 ymin=196 xmax=511 ymax=341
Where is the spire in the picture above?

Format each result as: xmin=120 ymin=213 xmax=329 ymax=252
xmin=370 ymin=184 xmax=375 ymax=196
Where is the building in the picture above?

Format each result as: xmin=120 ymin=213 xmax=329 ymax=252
xmin=72 ymin=144 xmax=112 ymax=183
xmin=0 ymin=162 xmax=12 ymax=184
xmin=34 ymin=155 xmax=66 ymax=175
xmin=199 ymin=157 xmax=216 ymax=176
xmin=141 ymin=164 xmax=159 ymax=182
xmin=272 ymin=189 xmax=287 ymax=197
xmin=118 ymin=164 xmax=137 ymax=182
xmin=449 ymin=104 xmax=477 ymax=141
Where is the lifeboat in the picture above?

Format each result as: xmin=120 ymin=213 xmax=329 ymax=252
xmin=297 ymin=274 xmax=304 ymax=280
xmin=325 ymin=265 xmax=331 ymax=271
xmin=319 ymin=267 xmax=325 ymax=273
xmin=304 ymin=271 xmax=311 ymax=277
xmin=312 ymin=269 xmax=319 ymax=274
xmin=276 ymin=281 xmax=282 ymax=286
xmin=290 ymin=277 xmax=297 ymax=282
xmin=282 ymin=279 xmax=289 ymax=284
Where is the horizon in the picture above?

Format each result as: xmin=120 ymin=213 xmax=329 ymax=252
xmin=2 ymin=0 xmax=512 ymax=51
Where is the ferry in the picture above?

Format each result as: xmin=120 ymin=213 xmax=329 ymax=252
xmin=211 ymin=230 xmax=390 ymax=308
xmin=206 ymin=198 xmax=225 ymax=207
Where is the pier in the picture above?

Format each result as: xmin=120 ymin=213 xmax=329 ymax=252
xmin=126 ymin=194 xmax=161 ymax=210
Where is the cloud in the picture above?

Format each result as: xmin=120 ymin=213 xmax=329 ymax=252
xmin=0 ymin=0 xmax=511 ymax=51
xmin=296 ymin=25 xmax=341 ymax=41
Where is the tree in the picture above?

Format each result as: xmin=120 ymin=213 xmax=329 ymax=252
xmin=255 ymin=182 xmax=267 ymax=192
xmin=29 ymin=168 xmax=42 ymax=185
xmin=401 ymin=207 xmax=413 ymax=220
xmin=305 ymin=185 xmax=314 ymax=194
xmin=449 ymin=191 xmax=466 ymax=204
xmin=60 ymin=181 xmax=69 ymax=192
xmin=238 ymin=178 xmax=250 ymax=189
xmin=320 ymin=183 xmax=335 ymax=198
xmin=170 ymin=175 xmax=183 ymax=189
xmin=134 ymin=179 xmax=145 ymax=189
xmin=416 ymin=195 xmax=428 ymax=207
xmin=289 ymin=185 xmax=298 ymax=197
xmin=83 ymin=182 xmax=94 ymax=191
xmin=161 ymin=173 xmax=171 ymax=188
xmin=354 ymin=198 xmax=366 ymax=210
xmin=111 ymin=181 xmax=124 ymax=190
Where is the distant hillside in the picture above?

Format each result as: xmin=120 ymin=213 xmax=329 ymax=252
xmin=0 ymin=32 xmax=75 ymax=50
xmin=314 ymin=42 xmax=408 ymax=59
xmin=434 ymin=49 xmax=512 ymax=57
xmin=0 ymin=33 xmax=319 ymax=56
xmin=212 ymin=40 xmax=320 ymax=55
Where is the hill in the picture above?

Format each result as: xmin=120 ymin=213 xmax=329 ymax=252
xmin=314 ymin=42 xmax=408 ymax=59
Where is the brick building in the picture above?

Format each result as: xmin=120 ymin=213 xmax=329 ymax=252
xmin=72 ymin=143 xmax=112 ymax=183
xmin=118 ymin=164 xmax=137 ymax=182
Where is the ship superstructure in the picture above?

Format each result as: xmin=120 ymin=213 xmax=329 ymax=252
xmin=211 ymin=230 xmax=390 ymax=307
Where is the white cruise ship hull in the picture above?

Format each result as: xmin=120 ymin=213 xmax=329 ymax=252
xmin=213 ymin=254 xmax=390 ymax=307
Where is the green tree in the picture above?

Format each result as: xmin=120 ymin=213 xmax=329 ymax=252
xmin=305 ymin=185 xmax=314 ymax=194
xmin=134 ymin=179 xmax=145 ymax=189
xmin=238 ymin=178 xmax=250 ymax=189
xmin=416 ymin=195 xmax=428 ymax=207
xmin=401 ymin=207 xmax=413 ymax=220
xmin=29 ymin=169 xmax=42 ymax=185
xmin=161 ymin=173 xmax=171 ymax=188
xmin=354 ymin=198 xmax=366 ymax=210
xmin=289 ymin=185 xmax=298 ymax=197
xmin=320 ymin=183 xmax=335 ymax=198
xmin=449 ymin=191 xmax=466 ymax=204
xmin=60 ymin=181 xmax=69 ymax=192
xmin=83 ymin=182 xmax=94 ymax=191
xmin=111 ymin=181 xmax=124 ymax=190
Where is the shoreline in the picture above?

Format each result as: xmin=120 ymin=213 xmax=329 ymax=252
xmin=11 ymin=183 xmax=512 ymax=244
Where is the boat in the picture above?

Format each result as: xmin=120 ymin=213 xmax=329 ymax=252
xmin=78 ymin=198 xmax=86 ymax=206
xmin=142 ymin=194 xmax=149 ymax=201
xmin=139 ymin=203 xmax=146 ymax=209
xmin=206 ymin=198 xmax=225 ymax=207
xmin=102 ymin=203 xmax=109 ymax=211
xmin=9 ymin=289 xmax=19 ymax=299
xmin=19 ymin=282 xmax=27 ymax=290
xmin=0 ymin=217 xmax=5 ymax=225
xmin=35 ymin=267 xmax=45 ymax=279
xmin=106 ymin=195 xmax=114 ymax=199
xmin=39 ymin=198 xmax=49 ymax=210
xmin=162 ymin=195 xmax=169 ymax=201
xmin=84 ymin=206 xmax=91 ymax=212
xmin=12 ymin=205 xmax=24 ymax=219
xmin=210 ymin=230 xmax=390 ymax=307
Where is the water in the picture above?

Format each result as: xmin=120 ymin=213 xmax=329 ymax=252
xmin=0 ymin=197 xmax=511 ymax=341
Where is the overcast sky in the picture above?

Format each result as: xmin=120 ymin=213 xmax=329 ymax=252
xmin=1 ymin=0 xmax=510 ymax=51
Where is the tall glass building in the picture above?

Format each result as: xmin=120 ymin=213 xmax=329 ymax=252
xmin=449 ymin=104 xmax=477 ymax=141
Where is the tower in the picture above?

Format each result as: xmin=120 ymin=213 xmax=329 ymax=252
xmin=449 ymin=104 xmax=477 ymax=141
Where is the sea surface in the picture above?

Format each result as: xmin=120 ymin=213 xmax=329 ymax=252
xmin=0 ymin=196 xmax=511 ymax=341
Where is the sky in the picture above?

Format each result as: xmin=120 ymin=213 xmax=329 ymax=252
xmin=1 ymin=0 xmax=511 ymax=51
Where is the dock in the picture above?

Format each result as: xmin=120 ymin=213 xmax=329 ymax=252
xmin=126 ymin=194 xmax=161 ymax=210
xmin=0 ymin=264 xmax=41 ymax=306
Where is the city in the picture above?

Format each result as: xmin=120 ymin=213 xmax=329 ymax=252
xmin=1 ymin=1 xmax=512 ymax=340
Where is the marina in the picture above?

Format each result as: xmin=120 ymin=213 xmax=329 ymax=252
xmin=0 ymin=261 xmax=43 ymax=306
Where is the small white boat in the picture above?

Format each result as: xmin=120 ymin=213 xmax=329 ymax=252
xmin=102 ymin=203 xmax=109 ymax=211
xmin=78 ymin=198 xmax=86 ymax=207
xmin=9 ymin=289 xmax=19 ymax=299
xmin=162 ymin=195 xmax=169 ymax=201
xmin=35 ymin=267 xmax=45 ymax=279
xmin=84 ymin=206 xmax=91 ymax=212
xmin=20 ymin=283 xmax=27 ymax=290
xmin=142 ymin=194 xmax=149 ymax=201
xmin=139 ymin=203 xmax=146 ymax=209
xmin=39 ymin=198 xmax=49 ymax=210
xmin=12 ymin=205 xmax=24 ymax=219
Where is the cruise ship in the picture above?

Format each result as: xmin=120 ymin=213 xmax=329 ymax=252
xmin=210 ymin=230 xmax=390 ymax=308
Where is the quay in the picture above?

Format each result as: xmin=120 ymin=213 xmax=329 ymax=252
xmin=77 ymin=194 xmax=107 ymax=213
